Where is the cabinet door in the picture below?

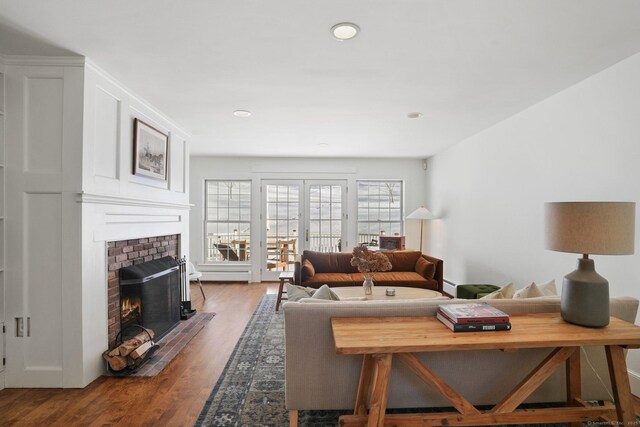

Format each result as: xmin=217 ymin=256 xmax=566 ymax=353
xmin=3 ymin=66 xmax=80 ymax=387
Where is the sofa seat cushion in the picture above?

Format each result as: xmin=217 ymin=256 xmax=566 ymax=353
xmin=304 ymin=273 xmax=357 ymax=288
xmin=350 ymin=272 xmax=436 ymax=289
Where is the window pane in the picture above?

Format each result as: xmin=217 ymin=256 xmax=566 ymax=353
xmin=356 ymin=180 xmax=403 ymax=246
xmin=205 ymin=180 xmax=251 ymax=262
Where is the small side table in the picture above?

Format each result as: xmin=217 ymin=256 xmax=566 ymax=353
xmin=276 ymin=271 xmax=295 ymax=311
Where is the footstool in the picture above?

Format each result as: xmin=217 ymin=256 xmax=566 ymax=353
xmin=276 ymin=271 xmax=294 ymax=311
xmin=456 ymin=284 xmax=501 ymax=299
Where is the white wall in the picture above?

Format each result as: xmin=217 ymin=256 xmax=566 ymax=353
xmin=190 ymin=157 xmax=428 ymax=282
xmin=426 ymin=53 xmax=640 ymax=390
xmin=78 ymin=61 xmax=190 ymax=386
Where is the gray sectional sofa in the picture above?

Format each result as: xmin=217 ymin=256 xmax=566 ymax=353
xmin=283 ymin=296 xmax=639 ymax=424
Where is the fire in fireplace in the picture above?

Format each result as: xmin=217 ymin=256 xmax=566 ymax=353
xmin=121 ymin=296 xmax=142 ymax=327
xmin=119 ymin=257 xmax=181 ymax=341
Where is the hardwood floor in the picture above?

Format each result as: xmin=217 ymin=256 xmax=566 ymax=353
xmin=1 ymin=282 xmax=639 ymax=426
xmin=0 ymin=282 xmax=278 ymax=427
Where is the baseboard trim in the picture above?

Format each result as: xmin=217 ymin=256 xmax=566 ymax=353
xmin=443 ymin=280 xmax=457 ymax=298
xmin=201 ymin=271 xmax=252 ymax=282
xmin=629 ymin=368 xmax=640 ymax=397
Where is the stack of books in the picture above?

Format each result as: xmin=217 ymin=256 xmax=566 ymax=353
xmin=436 ymin=302 xmax=511 ymax=332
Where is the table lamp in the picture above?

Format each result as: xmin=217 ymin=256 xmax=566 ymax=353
xmin=406 ymin=206 xmax=436 ymax=252
xmin=544 ymin=201 xmax=635 ymax=327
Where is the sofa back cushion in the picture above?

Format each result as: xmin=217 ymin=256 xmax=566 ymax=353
xmin=385 ymin=251 xmax=422 ymax=272
xmin=303 ymin=250 xmax=359 ymax=274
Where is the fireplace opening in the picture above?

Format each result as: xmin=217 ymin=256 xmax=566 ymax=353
xmin=119 ymin=256 xmax=181 ymax=342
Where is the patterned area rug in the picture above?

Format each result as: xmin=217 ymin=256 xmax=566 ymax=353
xmin=195 ymin=294 xmax=623 ymax=426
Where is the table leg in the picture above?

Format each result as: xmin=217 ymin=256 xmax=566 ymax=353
xmin=606 ymin=345 xmax=636 ymax=425
xmin=367 ymin=354 xmax=392 ymax=427
xmin=354 ymin=354 xmax=374 ymax=415
xmin=276 ymin=278 xmax=285 ymax=311
xmin=566 ymin=346 xmax=582 ymax=427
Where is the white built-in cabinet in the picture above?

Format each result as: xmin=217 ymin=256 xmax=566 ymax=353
xmin=0 ymin=59 xmax=189 ymax=388
xmin=3 ymin=62 xmax=84 ymax=388
xmin=0 ymin=64 xmax=6 ymax=386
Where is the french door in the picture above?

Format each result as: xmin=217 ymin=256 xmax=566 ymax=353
xmin=261 ymin=180 xmax=347 ymax=280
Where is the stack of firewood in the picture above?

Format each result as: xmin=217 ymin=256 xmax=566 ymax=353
xmin=103 ymin=329 xmax=155 ymax=372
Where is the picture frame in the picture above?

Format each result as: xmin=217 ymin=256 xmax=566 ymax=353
xmin=133 ymin=118 xmax=169 ymax=181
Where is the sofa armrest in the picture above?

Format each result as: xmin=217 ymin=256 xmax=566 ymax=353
xmin=421 ymin=254 xmax=443 ymax=293
xmin=294 ymin=254 xmax=302 ymax=286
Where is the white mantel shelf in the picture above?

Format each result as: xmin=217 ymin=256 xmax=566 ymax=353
xmin=78 ymin=192 xmax=193 ymax=210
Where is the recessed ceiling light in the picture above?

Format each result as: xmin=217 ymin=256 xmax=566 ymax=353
xmin=407 ymin=112 xmax=422 ymax=119
xmin=233 ymin=110 xmax=252 ymax=117
xmin=317 ymin=142 xmax=329 ymax=147
xmin=331 ymin=23 xmax=360 ymax=41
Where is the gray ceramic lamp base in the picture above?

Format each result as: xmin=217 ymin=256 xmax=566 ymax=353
xmin=560 ymin=258 xmax=609 ymax=328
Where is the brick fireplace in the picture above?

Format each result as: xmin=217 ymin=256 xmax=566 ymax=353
xmin=106 ymin=234 xmax=179 ymax=347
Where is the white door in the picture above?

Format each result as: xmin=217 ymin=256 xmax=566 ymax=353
xmin=261 ymin=181 xmax=303 ymax=281
xmin=261 ymin=180 xmax=347 ymax=281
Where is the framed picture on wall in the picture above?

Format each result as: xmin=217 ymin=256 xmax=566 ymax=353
xmin=133 ymin=118 xmax=169 ymax=181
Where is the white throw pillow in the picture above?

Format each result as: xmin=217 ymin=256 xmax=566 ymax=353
xmin=534 ymin=279 xmax=558 ymax=296
xmin=513 ymin=282 xmax=544 ymax=299
xmin=480 ymin=283 xmax=514 ymax=300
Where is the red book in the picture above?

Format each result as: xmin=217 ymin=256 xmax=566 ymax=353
xmin=438 ymin=303 xmax=509 ymax=324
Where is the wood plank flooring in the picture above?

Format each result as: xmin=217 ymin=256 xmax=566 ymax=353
xmin=0 ymin=282 xmax=639 ymax=426
xmin=0 ymin=282 xmax=278 ymax=427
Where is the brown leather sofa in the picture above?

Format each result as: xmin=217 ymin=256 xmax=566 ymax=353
xmin=294 ymin=250 xmax=443 ymax=292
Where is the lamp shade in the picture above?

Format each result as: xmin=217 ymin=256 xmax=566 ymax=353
xmin=545 ymin=202 xmax=635 ymax=255
xmin=406 ymin=206 xmax=436 ymax=220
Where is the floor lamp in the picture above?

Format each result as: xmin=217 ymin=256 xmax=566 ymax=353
xmin=406 ymin=206 xmax=436 ymax=252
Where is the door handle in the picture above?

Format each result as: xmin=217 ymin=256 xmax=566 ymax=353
xmin=305 ymin=229 xmax=309 ymax=242
xmin=16 ymin=317 xmax=24 ymax=337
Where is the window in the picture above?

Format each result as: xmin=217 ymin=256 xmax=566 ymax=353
xmin=357 ymin=180 xmax=403 ymax=245
xmin=205 ymin=180 xmax=251 ymax=262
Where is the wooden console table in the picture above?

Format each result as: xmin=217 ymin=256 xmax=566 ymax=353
xmin=331 ymin=313 xmax=640 ymax=426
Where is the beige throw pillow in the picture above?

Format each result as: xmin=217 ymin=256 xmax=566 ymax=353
xmin=480 ymin=283 xmax=514 ymax=300
xmin=311 ymin=284 xmax=340 ymax=300
xmin=535 ymin=279 xmax=558 ymax=296
xmin=513 ymin=279 xmax=558 ymax=299
xmin=513 ymin=282 xmax=544 ymax=299
xmin=286 ymin=284 xmax=315 ymax=301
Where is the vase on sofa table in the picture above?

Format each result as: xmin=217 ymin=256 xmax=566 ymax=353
xmin=363 ymin=274 xmax=374 ymax=295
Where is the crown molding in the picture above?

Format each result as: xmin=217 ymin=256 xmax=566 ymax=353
xmin=0 ymin=53 xmax=85 ymax=67
xmin=78 ymin=192 xmax=193 ymax=210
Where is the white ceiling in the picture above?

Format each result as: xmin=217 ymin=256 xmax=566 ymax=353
xmin=1 ymin=0 xmax=639 ymax=158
